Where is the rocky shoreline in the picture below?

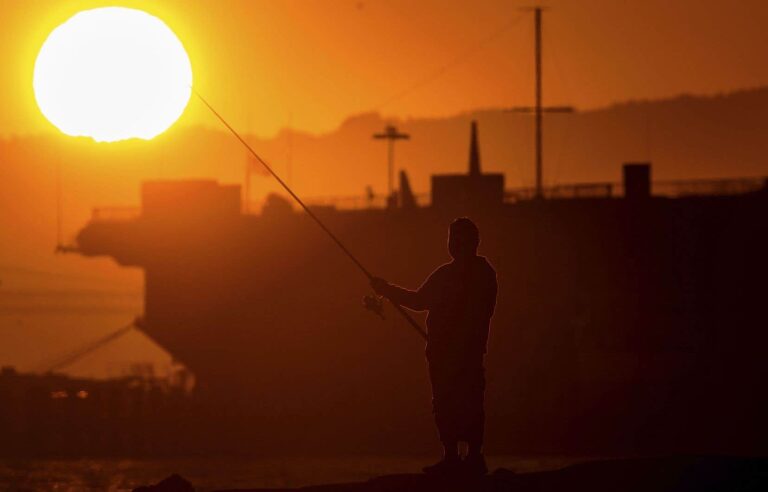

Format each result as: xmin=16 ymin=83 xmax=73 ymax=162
xmin=134 ymin=456 xmax=768 ymax=492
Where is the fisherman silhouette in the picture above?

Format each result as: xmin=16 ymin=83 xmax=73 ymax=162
xmin=371 ymin=217 xmax=497 ymax=476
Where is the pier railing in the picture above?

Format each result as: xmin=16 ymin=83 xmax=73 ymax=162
xmin=90 ymin=176 xmax=766 ymax=220
xmin=504 ymin=183 xmax=615 ymax=202
xmin=652 ymin=177 xmax=767 ymax=197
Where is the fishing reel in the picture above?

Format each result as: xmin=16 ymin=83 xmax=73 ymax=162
xmin=362 ymin=294 xmax=385 ymax=320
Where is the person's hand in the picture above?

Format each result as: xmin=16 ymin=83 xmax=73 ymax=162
xmin=370 ymin=277 xmax=390 ymax=296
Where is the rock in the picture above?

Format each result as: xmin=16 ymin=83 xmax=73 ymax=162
xmin=133 ymin=474 xmax=194 ymax=492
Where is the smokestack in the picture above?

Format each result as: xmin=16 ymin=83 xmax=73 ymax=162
xmin=623 ymin=163 xmax=651 ymax=199
xmin=399 ymin=170 xmax=417 ymax=209
xmin=469 ymin=120 xmax=481 ymax=176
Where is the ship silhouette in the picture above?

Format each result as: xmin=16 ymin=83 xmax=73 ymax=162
xmin=74 ymin=122 xmax=768 ymax=456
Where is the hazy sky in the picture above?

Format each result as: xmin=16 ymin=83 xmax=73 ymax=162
xmin=1 ymin=0 xmax=767 ymax=379
xmin=2 ymin=0 xmax=768 ymax=138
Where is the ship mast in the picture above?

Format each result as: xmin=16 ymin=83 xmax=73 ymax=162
xmin=512 ymin=7 xmax=573 ymax=199
xmin=534 ymin=7 xmax=543 ymax=197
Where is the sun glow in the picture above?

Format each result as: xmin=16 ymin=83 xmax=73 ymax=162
xmin=33 ymin=7 xmax=192 ymax=142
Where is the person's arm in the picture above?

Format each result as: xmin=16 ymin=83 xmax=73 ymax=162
xmin=371 ymin=273 xmax=436 ymax=312
xmin=485 ymin=272 xmax=498 ymax=319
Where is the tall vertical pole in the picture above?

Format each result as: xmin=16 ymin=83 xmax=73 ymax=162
xmin=244 ymin=159 xmax=251 ymax=213
xmin=373 ymin=125 xmax=410 ymax=201
xmin=511 ymin=8 xmax=573 ymax=198
xmin=534 ymin=7 xmax=543 ymax=199
xmin=388 ymin=139 xmax=394 ymax=198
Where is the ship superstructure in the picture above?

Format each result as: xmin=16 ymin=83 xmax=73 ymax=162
xmin=75 ymin=123 xmax=768 ymax=455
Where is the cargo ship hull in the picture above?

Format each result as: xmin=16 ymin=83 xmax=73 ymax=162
xmin=75 ymin=173 xmax=768 ymax=455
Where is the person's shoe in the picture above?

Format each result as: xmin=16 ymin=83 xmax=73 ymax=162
xmin=422 ymin=455 xmax=461 ymax=475
xmin=461 ymin=453 xmax=488 ymax=477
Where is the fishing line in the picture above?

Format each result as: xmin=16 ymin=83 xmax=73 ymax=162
xmin=372 ymin=13 xmax=526 ymax=111
xmin=194 ymin=90 xmax=427 ymax=340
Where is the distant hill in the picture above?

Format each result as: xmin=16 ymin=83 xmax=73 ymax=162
xmin=2 ymin=87 xmax=768 ymax=270
xmin=1 ymin=87 xmax=767 ymax=377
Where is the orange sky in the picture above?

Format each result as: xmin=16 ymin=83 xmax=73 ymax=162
xmin=1 ymin=0 xmax=767 ymax=380
xmin=2 ymin=0 xmax=768 ymax=138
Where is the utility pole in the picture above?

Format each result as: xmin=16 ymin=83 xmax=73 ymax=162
xmin=373 ymin=125 xmax=410 ymax=198
xmin=534 ymin=7 xmax=543 ymax=197
xmin=511 ymin=7 xmax=573 ymax=199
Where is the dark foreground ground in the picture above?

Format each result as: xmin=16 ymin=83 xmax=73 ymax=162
xmin=136 ymin=456 xmax=768 ymax=492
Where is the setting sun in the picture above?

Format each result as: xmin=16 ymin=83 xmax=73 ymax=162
xmin=33 ymin=7 xmax=192 ymax=142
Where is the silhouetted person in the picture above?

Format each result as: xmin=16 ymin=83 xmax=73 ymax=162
xmin=371 ymin=217 xmax=497 ymax=476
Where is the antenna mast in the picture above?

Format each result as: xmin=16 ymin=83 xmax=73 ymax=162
xmin=511 ymin=7 xmax=573 ymax=198
xmin=534 ymin=7 xmax=543 ymax=198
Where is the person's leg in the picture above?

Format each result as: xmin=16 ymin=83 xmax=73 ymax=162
xmin=462 ymin=364 xmax=488 ymax=475
xmin=424 ymin=360 xmax=462 ymax=474
xmin=467 ymin=441 xmax=482 ymax=457
xmin=466 ymin=400 xmax=485 ymax=457
xmin=423 ymin=424 xmax=461 ymax=474
xmin=443 ymin=440 xmax=459 ymax=459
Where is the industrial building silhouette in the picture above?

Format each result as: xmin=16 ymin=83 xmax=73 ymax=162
xmin=72 ymin=122 xmax=768 ymax=455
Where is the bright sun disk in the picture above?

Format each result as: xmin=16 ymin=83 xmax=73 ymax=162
xmin=34 ymin=7 xmax=192 ymax=142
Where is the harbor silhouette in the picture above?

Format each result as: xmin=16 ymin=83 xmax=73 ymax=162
xmin=2 ymin=2 xmax=768 ymax=490
xmin=57 ymin=121 xmax=768 ymax=458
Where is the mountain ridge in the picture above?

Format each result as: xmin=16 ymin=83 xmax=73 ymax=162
xmin=2 ymin=86 xmax=767 ymax=268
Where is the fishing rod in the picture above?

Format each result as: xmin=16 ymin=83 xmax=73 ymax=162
xmin=194 ymin=90 xmax=427 ymax=341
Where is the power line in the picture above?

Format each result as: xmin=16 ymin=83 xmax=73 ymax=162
xmin=372 ymin=13 xmax=526 ymax=112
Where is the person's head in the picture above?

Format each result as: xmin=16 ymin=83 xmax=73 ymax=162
xmin=448 ymin=217 xmax=480 ymax=260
